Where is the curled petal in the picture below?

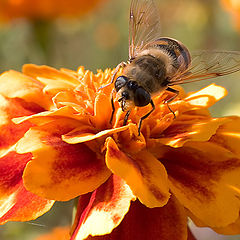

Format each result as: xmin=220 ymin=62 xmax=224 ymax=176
xmin=62 ymin=125 xmax=130 ymax=144
xmin=13 ymin=106 xmax=90 ymax=126
xmin=0 ymin=151 xmax=54 ymax=224
xmin=71 ymin=175 xmax=136 ymax=239
xmin=82 ymin=196 xmax=187 ymax=240
xmin=105 ymin=137 xmax=170 ymax=208
xmin=151 ymin=142 xmax=240 ymax=227
xmin=16 ymin=119 xmax=111 ymax=201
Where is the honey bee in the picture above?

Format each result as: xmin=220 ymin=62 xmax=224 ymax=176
xmin=102 ymin=0 xmax=240 ymax=135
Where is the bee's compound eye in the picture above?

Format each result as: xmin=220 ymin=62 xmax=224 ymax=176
xmin=134 ymin=87 xmax=151 ymax=107
xmin=121 ymin=91 xmax=130 ymax=100
xmin=127 ymin=81 xmax=138 ymax=91
xmin=115 ymin=76 xmax=128 ymax=92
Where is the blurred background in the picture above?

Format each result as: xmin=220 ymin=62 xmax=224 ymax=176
xmin=0 ymin=0 xmax=240 ymax=239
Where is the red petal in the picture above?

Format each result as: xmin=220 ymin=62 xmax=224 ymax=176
xmin=78 ymin=196 xmax=187 ymax=240
xmin=151 ymin=142 xmax=240 ymax=227
xmin=16 ymin=119 xmax=111 ymax=201
xmin=71 ymin=175 xmax=136 ymax=239
xmin=0 ymin=151 xmax=54 ymax=224
xmin=105 ymin=137 xmax=170 ymax=208
xmin=0 ymin=95 xmax=45 ymax=154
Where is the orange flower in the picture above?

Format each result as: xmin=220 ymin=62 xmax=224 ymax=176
xmin=35 ymin=226 xmax=70 ymax=240
xmin=0 ymin=64 xmax=240 ymax=239
xmin=0 ymin=0 xmax=107 ymax=20
xmin=221 ymin=0 xmax=240 ymax=30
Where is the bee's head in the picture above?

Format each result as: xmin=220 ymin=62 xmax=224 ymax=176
xmin=115 ymin=76 xmax=151 ymax=111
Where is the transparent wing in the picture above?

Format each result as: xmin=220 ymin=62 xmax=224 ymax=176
xmin=129 ymin=0 xmax=161 ymax=59
xmin=168 ymin=50 xmax=240 ymax=85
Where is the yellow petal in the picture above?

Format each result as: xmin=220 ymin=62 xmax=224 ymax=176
xmin=105 ymin=137 xmax=170 ymax=208
xmin=185 ymin=84 xmax=228 ymax=108
xmin=151 ymin=141 xmax=240 ymax=227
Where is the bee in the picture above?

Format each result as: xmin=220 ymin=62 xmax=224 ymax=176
xmin=102 ymin=0 xmax=240 ymax=135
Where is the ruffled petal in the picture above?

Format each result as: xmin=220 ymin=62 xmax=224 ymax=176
xmin=82 ymin=196 xmax=187 ymax=240
xmin=71 ymin=175 xmax=136 ymax=240
xmin=0 ymin=94 xmax=45 ymax=156
xmin=16 ymin=119 xmax=111 ymax=201
xmin=23 ymin=64 xmax=80 ymax=86
xmin=156 ymin=117 xmax=230 ymax=147
xmin=22 ymin=64 xmax=80 ymax=98
xmin=0 ymin=70 xmax=51 ymax=109
xmin=210 ymin=116 xmax=240 ymax=158
xmin=0 ymin=151 xmax=54 ymax=224
xmin=105 ymin=137 xmax=170 ymax=208
xmin=150 ymin=141 xmax=240 ymax=227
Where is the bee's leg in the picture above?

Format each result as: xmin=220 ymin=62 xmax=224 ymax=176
xmin=138 ymin=100 xmax=155 ymax=136
xmin=165 ymin=87 xmax=179 ymax=119
xmin=110 ymin=89 xmax=115 ymax=124
xmin=123 ymin=110 xmax=131 ymax=126
xmin=98 ymin=62 xmax=127 ymax=90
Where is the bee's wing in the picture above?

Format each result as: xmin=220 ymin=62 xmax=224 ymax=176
xmin=129 ymin=0 xmax=161 ymax=59
xmin=168 ymin=50 xmax=240 ymax=85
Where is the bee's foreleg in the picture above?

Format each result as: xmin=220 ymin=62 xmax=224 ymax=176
xmin=123 ymin=110 xmax=131 ymax=126
xmin=138 ymin=100 xmax=155 ymax=136
xmin=98 ymin=62 xmax=127 ymax=90
xmin=165 ymin=87 xmax=179 ymax=118
xmin=110 ymin=89 xmax=115 ymax=124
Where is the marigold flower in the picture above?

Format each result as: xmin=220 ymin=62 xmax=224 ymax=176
xmin=221 ymin=0 xmax=240 ymax=30
xmin=0 ymin=64 xmax=240 ymax=239
xmin=35 ymin=226 xmax=70 ymax=240
xmin=0 ymin=0 xmax=107 ymax=20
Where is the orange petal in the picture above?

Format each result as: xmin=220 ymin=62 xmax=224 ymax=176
xmin=16 ymin=119 xmax=111 ymax=201
xmin=79 ymin=196 xmax=187 ymax=240
xmin=212 ymin=214 xmax=240 ymax=235
xmin=0 ymin=70 xmax=51 ymax=109
xmin=0 ymin=94 xmax=45 ymax=155
xmin=71 ymin=175 xmax=136 ymax=239
xmin=188 ymin=209 xmax=240 ymax=235
xmin=156 ymin=117 xmax=230 ymax=147
xmin=0 ymin=151 xmax=54 ymax=224
xmin=94 ymin=92 xmax=112 ymax=129
xmin=151 ymin=141 xmax=240 ymax=227
xmin=13 ymin=106 xmax=90 ymax=126
xmin=210 ymin=116 xmax=240 ymax=158
xmin=35 ymin=226 xmax=70 ymax=240
xmin=23 ymin=64 xmax=80 ymax=85
xmin=62 ymin=124 xmax=130 ymax=144
xmin=105 ymin=137 xmax=170 ymax=208
xmin=22 ymin=64 xmax=80 ymax=97
xmin=116 ymin=123 xmax=146 ymax=154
